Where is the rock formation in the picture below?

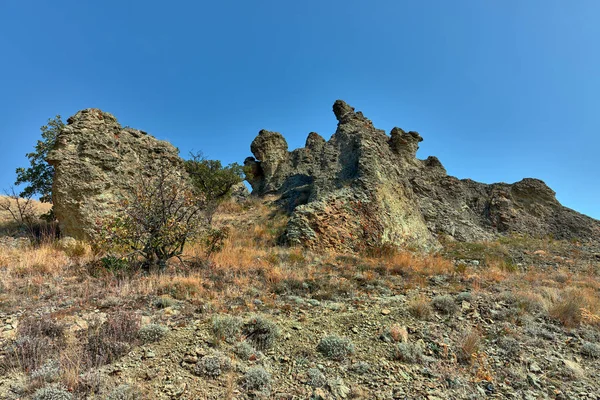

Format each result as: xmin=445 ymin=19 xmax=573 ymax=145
xmin=47 ymin=108 xmax=185 ymax=240
xmin=245 ymin=100 xmax=600 ymax=252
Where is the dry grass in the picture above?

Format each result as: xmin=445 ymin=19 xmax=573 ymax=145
xmin=408 ymin=295 xmax=432 ymax=320
xmin=1 ymin=196 xmax=599 ymax=397
xmin=456 ymin=329 xmax=481 ymax=365
xmin=550 ymin=288 xmax=600 ymax=328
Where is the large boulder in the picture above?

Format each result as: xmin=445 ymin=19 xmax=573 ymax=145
xmin=47 ymin=108 xmax=185 ymax=240
xmin=245 ymin=100 xmax=600 ymax=252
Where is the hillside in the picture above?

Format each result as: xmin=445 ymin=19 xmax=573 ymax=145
xmin=0 ymin=196 xmax=599 ymax=399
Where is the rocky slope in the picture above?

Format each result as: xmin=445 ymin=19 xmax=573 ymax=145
xmin=245 ymin=101 xmax=600 ymax=252
xmin=47 ymin=108 xmax=185 ymax=240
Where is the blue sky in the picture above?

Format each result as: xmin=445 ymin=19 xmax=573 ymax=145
xmin=1 ymin=0 xmax=599 ymax=219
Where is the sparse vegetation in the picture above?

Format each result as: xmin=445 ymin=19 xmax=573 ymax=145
xmin=242 ymin=366 xmax=271 ymax=392
xmin=392 ymin=342 xmax=423 ymax=363
xmin=138 ymin=324 xmax=168 ymax=344
xmin=317 ymin=335 xmax=355 ymax=361
xmin=194 ymin=353 xmax=232 ymax=378
xmin=242 ymin=315 xmax=279 ymax=351
xmin=96 ymin=163 xmax=206 ymax=271
xmin=432 ymin=294 xmax=458 ymax=315
xmin=31 ymin=385 xmax=73 ymax=400
xmin=233 ymin=341 xmax=257 ymax=361
xmin=106 ymin=384 xmax=143 ymax=400
xmin=0 ymin=194 xmax=599 ymax=398
xmin=212 ymin=314 xmax=243 ymax=344
xmin=580 ymin=342 xmax=600 ymax=358
xmin=408 ymin=296 xmax=432 ymax=319
xmin=456 ymin=329 xmax=481 ymax=364
xmin=306 ymin=367 xmax=327 ymax=388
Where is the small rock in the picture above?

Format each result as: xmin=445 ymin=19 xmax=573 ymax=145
xmin=381 ymin=309 xmax=391 ymax=316
xmin=529 ymin=361 xmax=541 ymax=373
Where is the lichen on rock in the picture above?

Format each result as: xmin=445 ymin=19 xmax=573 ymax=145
xmin=47 ymin=108 xmax=185 ymax=240
xmin=245 ymin=100 xmax=600 ymax=252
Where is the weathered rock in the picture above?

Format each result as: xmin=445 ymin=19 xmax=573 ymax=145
xmin=245 ymin=100 xmax=600 ymax=252
xmin=47 ymin=108 xmax=185 ymax=240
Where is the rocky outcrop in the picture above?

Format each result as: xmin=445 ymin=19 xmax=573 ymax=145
xmin=47 ymin=108 xmax=185 ymax=240
xmin=245 ymin=100 xmax=600 ymax=252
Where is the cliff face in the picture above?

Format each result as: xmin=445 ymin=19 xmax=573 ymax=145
xmin=47 ymin=108 xmax=185 ymax=240
xmin=245 ymin=100 xmax=600 ymax=252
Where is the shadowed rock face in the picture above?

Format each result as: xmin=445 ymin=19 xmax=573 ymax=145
xmin=47 ymin=108 xmax=185 ymax=240
xmin=245 ymin=100 xmax=600 ymax=252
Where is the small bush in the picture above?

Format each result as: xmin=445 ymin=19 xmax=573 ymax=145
xmin=456 ymin=330 xmax=481 ymax=364
xmin=497 ymin=336 xmax=520 ymax=357
xmin=243 ymin=366 xmax=271 ymax=392
xmin=550 ymin=291 xmax=584 ymax=327
xmin=307 ymin=368 xmax=327 ymax=388
xmin=203 ymin=227 xmax=230 ymax=257
xmin=194 ymin=353 xmax=232 ymax=377
xmin=456 ymin=292 xmax=473 ymax=302
xmin=317 ymin=335 xmax=355 ymax=361
xmin=138 ymin=324 xmax=168 ymax=344
xmin=30 ymin=359 xmax=60 ymax=383
xmin=152 ymin=296 xmax=176 ymax=309
xmin=4 ymin=315 xmax=65 ymax=373
xmin=349 ymin=361 xmax=371 ymax=375
xmin=408 ymin=296 xmax=432 ymax=320
xmin=233 ymin=342 xmax=257 ymax=361
xmin=106 ymin=384 xmax=143 ymax=400
xmin=242 ymin=315 xmax=279 ymax=351
xmin=392 ymin=342 xmax=423 ymax=363
xmin=580 ymin=342 xmax=600 ymax=358
xmin=433 ymin=295 xmax=458 ymax=315
xmin=96 ymin=164 xmax=206 ymax=271
xmin=212 ymin=315 xmax=243 ymax=344
xmin=100 ymin=256 xmax=130 ymax=272
xmin=84 ymin=312 xmax=140 ymax=367
xmin=32 ymin=385 xmax=73 ymax=400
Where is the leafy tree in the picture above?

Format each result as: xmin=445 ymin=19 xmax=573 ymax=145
xmin=185 ymin=152 xmax=244 ymax=220
xmin=15 ymin=116 xmax=64 ymax=203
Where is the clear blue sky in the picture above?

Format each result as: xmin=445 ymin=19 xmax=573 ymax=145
xmin=1 ymin=0 xmax=599 ymax=219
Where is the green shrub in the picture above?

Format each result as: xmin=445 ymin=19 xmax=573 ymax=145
xmin=392 ymin=342 xmax=423 ymax=363
xmin=233 ymin=341 xmax=257 ymax=360
xmin=194 ymin=353 xmax=232 ymax=377
xmin=32 ymin=386 xmax=73 ymax=400
xmin=30 ymin=359 xmax=60 ymax=383
xmin=212 ymin=315 xmax=243 ymax=344
xmin=349 ymin=361 xmax=371 ymax=375
xmin=152 ymin=296 xmax=176 ymax=309
xmin=203 ymin=227 xmax=230 ymax=257
xmin=243 ymin=366 xmax=271 ymax=392
xmin=307 ymin=367 xmax=327 ymax=388
xmin=242 ymin=315 xmax=279 ymax=351
xmin=185 ymin=153 xmax=244 ymax=220
xmin=96 ymin=163 xmax=205 ymax=272
xmin=432 ymin=295 xmax=458 ymax=315
xmin=138 ymin=324 xmax=168 ymax=344
xmin=581 ymin=342 xmax=600 ymax=358
xmin=317 ymin=335 xmax=355 ymax=361
xmin=16 ymin=115 xmax=64 ymax=204
xmin=106 ymin=384 xmax=143 ymax=400
xmin=100 ymin=256 xmax=130 ymax=272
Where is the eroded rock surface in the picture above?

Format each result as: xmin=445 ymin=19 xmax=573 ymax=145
xmin=245 ymin=100 xmax=600 ymax=252
xmin=47 ymin=108 xmax=185 ymax=240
